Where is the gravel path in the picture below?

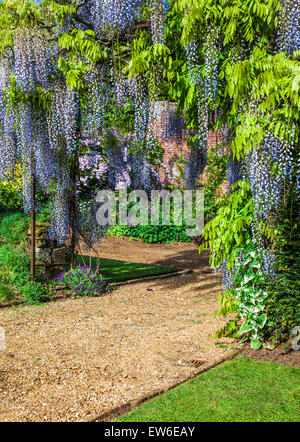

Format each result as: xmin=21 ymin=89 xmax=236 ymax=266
xmin=0 ymin=245 xmax=241 ymax=422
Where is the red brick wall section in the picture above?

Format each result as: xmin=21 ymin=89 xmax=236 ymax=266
xmin=151 ymin=102 xmax=226 ymax=187
xmin=150 ymin=101 xmax=189 ymax=182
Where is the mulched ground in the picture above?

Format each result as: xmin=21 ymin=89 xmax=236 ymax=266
xmin=0 ymin=238 xmax=297 ymax=422
xmin=0 ymin=242 xmax=243 ymax=422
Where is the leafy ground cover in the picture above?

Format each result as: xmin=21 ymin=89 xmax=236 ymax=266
xmin=116 ymin=356 xmax=300 ymax=422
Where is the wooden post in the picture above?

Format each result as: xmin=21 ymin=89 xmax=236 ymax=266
xmin=71 ymin=213 xmax=75 ymax=268
xmin=30 ymin=174 xmax=36 ymax=282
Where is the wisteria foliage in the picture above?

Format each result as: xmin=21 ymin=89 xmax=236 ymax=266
xmin=180 ymin=0 xmax=299 ymax=294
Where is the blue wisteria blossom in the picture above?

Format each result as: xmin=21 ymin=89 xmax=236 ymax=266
xmin=276 ymin=0 xmax=300 ymax=54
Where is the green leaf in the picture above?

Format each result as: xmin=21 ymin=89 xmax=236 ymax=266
xmin=239 ymin=322 xmax=253 ymax=334
xmin=251 ymin=339 xmax=262 ymax=350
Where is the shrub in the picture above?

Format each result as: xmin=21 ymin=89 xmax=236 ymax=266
xmin=0 ymin=164 xmax=23 ymax=210
xmin=0 ymin=211 xmax=29 ymax=245
xmin=20 ymin=282 xmax=52 ymax=305
xmin=56 ymin=265 xmax=110 ymax=297
xmin=0 ymin=242 xmax=52 ymax=304
xmin=0 ymin=244 xmax=30 ymax=287
xmin=0 ymin=244 xmax=30 ymax=302
xmin=265 ymin=208 xmax=300 ymax=342
xmin=108 ymin=223 xmax=193 ymax=243
xmin=232 ymin=241 xmax=270 ymax=350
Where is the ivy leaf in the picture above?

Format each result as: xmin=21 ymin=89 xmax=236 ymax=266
xmin=256 ymin=314 xmax=267 ymax=329
xmin=251 ymin=339 xmax=262 ymax=350
xmin=239 ymin=322 xmax=253 ymax=334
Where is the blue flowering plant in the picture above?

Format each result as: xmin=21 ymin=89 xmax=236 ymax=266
xmin=56 ymin=265 xmax=110 ymax=298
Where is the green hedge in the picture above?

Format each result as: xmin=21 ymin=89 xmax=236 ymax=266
xmin=108 ymin=223 xmax=193 ymax=244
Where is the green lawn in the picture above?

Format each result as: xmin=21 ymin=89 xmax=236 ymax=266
xmin=116 ymin=357 xmax=300 ymax=422
xmin=67 ymin=254 xmax=176 ymax=282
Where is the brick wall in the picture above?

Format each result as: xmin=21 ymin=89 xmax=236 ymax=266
xmin=150 ymin=101 xmax=189 ymax=182
xmin=151 ymin=101 xmax=225 ymax=187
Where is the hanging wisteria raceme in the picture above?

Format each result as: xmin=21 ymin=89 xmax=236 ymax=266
xmin=246 ymin=130 xmax=294 ymax=220
xmin=203 ymin=25 xmax=219 ymax=109
xmin=83 ymin=67 xmax=108 ymax=135
xmin=14 ymin=27 xmax=54 ymax=92
xmin=199 ymin=25 xmax=219 ymax=152
xmin=129 ymin=76 xmax=149 ymax=145
xmin=16 ymin=101 xmax=36 ymax=212
xmin=184 ymin=37 xmax=208 ymax=182
xmin=0 ymin=61 xmax=17 ymax=179
xmin=150 ymin=0 xmax=168 ymax=45
xmin=114 ymin=76 xmax=131 ymax=107
xmin=49 ymin=187 xmax=70 ymax=245
xmin=212 ymin=255 xmax=235 ymax=292
xmin=15 ymin=100 xmax=59 ymax=212
xmin=0 ymin=53 xmax=20 ymax=180
xmin=197 ymin=88 xmax=209 ymax=151
xmin=0 ymin=111 xmax=17 ymax=178
xmin=33 ymin=114 xmax=59 ymax=197
xmin=127 ymin=149 xmax=159 ymax=191
xmin=248 ymin=143 xmax=277 ymax=220
xmin=296 ymin=150 xmax=300 ymax=193
xmin=46 ymin=82 xmax=79 ymax=155
xmin=0 ymin=30 xmax=54 ymax=210
xmin=276 ymin=0 xmax=300 ymax=54
xmin=220 ymin=260 xmax=235 ymax=292
xmin=184 ymin=39 xmax=201 ymax=87
xmin=184 ymin=138 xmax=207 ymax=190
xmin=47 ymin=83 xmax=78 ymax=243
xmin=13 ymin=29 xmax=35 ymax=94
xmin=105 ymin=130 xmax=131 ymax=189
xmin=85 ymin=0 xmax=144 ymax=34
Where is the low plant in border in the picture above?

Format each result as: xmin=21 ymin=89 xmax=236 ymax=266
xmin=56 ymin=265 xmax=110 ymax=297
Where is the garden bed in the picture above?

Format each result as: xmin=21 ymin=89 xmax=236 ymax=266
xmin=241 ymin=344 xmax=300 ymax=367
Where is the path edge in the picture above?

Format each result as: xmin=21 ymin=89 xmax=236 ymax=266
xmin=89 ymin=348 xmax=243 ymax=423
